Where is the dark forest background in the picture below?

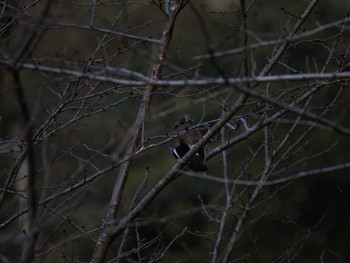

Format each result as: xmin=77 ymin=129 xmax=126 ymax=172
xmin=1 ymin=0 xmax=350 ymax=262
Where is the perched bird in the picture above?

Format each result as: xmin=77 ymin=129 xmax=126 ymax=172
xmin=169 ymin=114 xmax=207 ymax=172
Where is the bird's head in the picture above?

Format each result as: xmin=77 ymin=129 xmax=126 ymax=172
xmin=174 ymin=114 xmax=194 ymax=130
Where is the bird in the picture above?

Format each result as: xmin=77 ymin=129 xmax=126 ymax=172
xmin=168 ymin=114 xmax=207 ymax=172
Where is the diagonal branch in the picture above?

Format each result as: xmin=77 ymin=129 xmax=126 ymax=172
xmin=90 ymin=1 xmax=186 ymax=262
xmin=109 ymin=94 xmax=249 ymax=238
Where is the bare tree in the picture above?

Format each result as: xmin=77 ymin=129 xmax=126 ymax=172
xmin=1 ymin=0 xmax=350 ymax=262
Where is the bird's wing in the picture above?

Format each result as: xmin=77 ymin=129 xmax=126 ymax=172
xmin=169 ymin=145 xmax=181 ymax=159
